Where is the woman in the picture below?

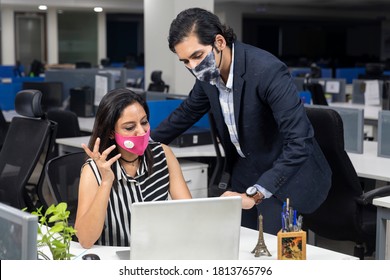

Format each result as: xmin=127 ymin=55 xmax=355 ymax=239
xmin=75 ymin=88 xmax=191 ymax=248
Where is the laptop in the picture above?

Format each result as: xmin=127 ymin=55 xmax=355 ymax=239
xmin=119 ymin=196 xmax=242 ymax=260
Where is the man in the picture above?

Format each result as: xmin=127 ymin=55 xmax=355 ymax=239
xmin=151 ymin=7 xmax=332 ymax=234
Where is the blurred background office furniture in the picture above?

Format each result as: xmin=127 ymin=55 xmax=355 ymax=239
xmin=0 ymin=90 xmax=57 ymax=211
xmin=329 ymin=106 xmax=365 ymax=154
xmin=351 ymin=79 xmax=383 ymax=105
xmin=303 ymin=106 xmax=390 ymax=259
xmin=47 ymin=109 xmax=86 ymax=158
xmin=0 ymin=109 xmax=9 ymax=151
xmin=373 ymin=196 xmax=390 ymax=259
xmin=69 ymin=86 xmax=95 ymax=117
xmin=378 ymin=110 xmax=390 ymax=158
xmin=75 ymin=61 xmax=92 ymax=69
xmin=358 ymin=63 xmax=390 ymax=81
xmin=28 ymin=59 xmax=45 ymax=77
xmin=147 ymin=70 xmax=169 ymax=92
xmin=22 ymin=81 xmax=64 ymax=112
xmin=304 ymin=82 xmax=329 ymax=105
xmin=0 ymin=202 xmax=38 ymax=260
xmin=295 ymin=77 xmax=347 ymax=103
xmin=44 ymin=151 xmax=86 ymax=227
xmin=383 ymin=81 xmax=390 ymax=110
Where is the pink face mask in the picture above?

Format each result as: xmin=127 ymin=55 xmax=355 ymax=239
xmin=114 ymin=129 xmax=150 ymax=156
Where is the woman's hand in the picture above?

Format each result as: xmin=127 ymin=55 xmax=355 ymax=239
xmin=81 ymin=137 xmax=121 ymax=185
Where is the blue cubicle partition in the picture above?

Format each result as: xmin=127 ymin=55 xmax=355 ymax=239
xmin=147 ymin=100 xmax=209 ymax=130
xmin=289 ymin=67 xmax=332 ymax=78
xmin=299 ymin=91 xmax=312 ymax=104
xmin=335 ymin=67 xmax=366 ymax=84
xmin=0 ymin=76 xmax=44 ymax=110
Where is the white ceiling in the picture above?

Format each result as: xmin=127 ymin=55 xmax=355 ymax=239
xmin=1 ymin=0 xmax=390 ymax=13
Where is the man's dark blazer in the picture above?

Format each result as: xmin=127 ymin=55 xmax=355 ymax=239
xmin=151 ymin=41 xmax=331 ymax=214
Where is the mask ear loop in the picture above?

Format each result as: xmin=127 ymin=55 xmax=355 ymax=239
xmin=213 ymin=44 xmax=223 ymax=69
xmin=217 ymin=50 xmax=223 ymax=68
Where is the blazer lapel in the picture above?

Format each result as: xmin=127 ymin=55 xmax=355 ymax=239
xmin=232 ymin=42 xmax=246 ymax=135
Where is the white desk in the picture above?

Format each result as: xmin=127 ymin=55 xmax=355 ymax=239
xmin=71 ymin=227 xmax=356 ymax=260
xmin=348 ymin=141 xmax=390 ymax=182
xmin=373 ymin=196 xmax=390 ymax=259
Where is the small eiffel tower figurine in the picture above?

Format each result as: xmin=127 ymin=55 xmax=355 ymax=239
xmin=251 ymin=213 xmax=272 ymax=257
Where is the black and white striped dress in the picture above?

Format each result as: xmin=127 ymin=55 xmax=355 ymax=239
xmin=85 ymin=142 xmax=169 ymax=246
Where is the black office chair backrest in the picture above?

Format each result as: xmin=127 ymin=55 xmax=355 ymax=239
xmin=44 ymin=152 xmax=86 ymax=226
xmin=47 ymin=109 xmax=83 ymax=158
xmin=147 ymin=70 xmax=170 ymax=92
xmin=304 ymin=83 xmax=328 ymax=105
xmin=47 ymin=109 xmax=82 ymax=139
xmin=303 ymin=107 xmax=364 ymax=240
xmin=0 ymin=109 xmax=9 ymax=150
xmin=0 ymin=90 xmax=57 ymax=210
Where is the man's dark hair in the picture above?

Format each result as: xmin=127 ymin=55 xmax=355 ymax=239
xmin=168 ymin=7 xmax=236 ymax=53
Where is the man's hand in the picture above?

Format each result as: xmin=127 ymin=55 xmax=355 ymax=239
xmin=221 ymin=190 xmax=261 ymax=209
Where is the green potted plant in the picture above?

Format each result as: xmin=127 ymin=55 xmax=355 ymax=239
xmin=32 ymin=202 xmax=77 ymax=260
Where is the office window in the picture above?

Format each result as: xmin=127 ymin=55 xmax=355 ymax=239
xmin=106 ymin=13 xmax=144 ymax=66
xmin=58 ymin=11 xmax=97 ymax=65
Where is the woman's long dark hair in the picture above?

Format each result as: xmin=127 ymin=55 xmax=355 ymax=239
xmin=89 ymin=88 xmax=154 ymax=185
xmin=168 ymin=7 xmax=236 ymax=53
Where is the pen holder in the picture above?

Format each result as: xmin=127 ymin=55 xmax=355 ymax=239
xmin=277 ymin=230 xmax=306 ymax=260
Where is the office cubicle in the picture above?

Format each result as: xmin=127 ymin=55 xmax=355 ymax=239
xmin=378 ymin=110 xmax=390 ymax=158
xmin=351 ymin=79 xmax=383 ymax=105
xmin=330 ymin=106 xmax=365 ymax=154
xmin=288 ymin=67 xmax=332 ymax=78
xmin=335 ymin=67 xmax=366 ymax=84
xmin=294 ymin=77 xmax=347 ymax=103
xmin=307 ymin=104 xmax=364 ymax=154
xmin=22 ymin=81 xmax=64 ymax=112
xmin=45 ymin=68 xmax=122 ymax=102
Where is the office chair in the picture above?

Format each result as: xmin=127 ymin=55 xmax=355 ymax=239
xmin=304 ymin=82 xmax=328 ymax=105
xmin=47 ymin=109 xmax=87 ymax=157
xmin=303 ymin=106 xmax=390 ymax=259
xmin=147 ymin=70 xmax=169 ymax=92
xmin=0 ymin=90 xmax=57 ymax=211
xmin=0 ymin=109 xmax=9 ymax=150
xmin=44 ymin=152 xmax=86 ymax=226
xmin=47 ymin=109 xmax=82 ymax=139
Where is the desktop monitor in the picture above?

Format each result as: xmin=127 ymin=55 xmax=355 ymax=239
xmin=313 ymin=78 xmax=347 ymax=103
xmin=22 ymin=81 xmax=63 ymax=112
xmin=0 ymin=202 xmax=38 ymax=260
xmin=45 ymin=68 xmax=115 ymax=102
xmin=378 ymin=110 xmax=390 ymax=158
xmin=295 ymin=77 xmax=347 ymax=103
